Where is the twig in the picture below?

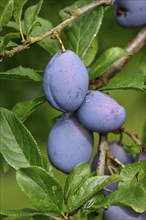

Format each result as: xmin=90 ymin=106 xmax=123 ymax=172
xmin=119 ymin=127 xmax=146 ymax=150
xmin=89 ymin=26 xmax=146 ymax=89
xmin=107 ymin=152 xmax=125 ymax=168
xmin=97 ymin=133 xmax=109 ymax=175
xmin=1 ymin=0 xmax=114 ymax=58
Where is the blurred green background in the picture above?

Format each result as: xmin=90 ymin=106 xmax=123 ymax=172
xmin=0 ymin=0 xmax=145 ymax=211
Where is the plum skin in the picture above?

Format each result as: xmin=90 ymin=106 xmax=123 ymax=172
xmin=43 ymin=50 xmax=89 ymax=112
xmin=47 ymin=113 xmax=93 ymax=174
xmin=114 ymin=0 xmax=146 ymax=28
xmin=75 ymin=91 xmax=126 ymax=133
xmin=103 ymin=206 xmax=146 ymax=220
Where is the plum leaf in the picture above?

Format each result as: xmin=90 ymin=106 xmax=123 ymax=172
xmin=0 ymin=0 xmax=13 ymax=32
xmin=60 ymin=0 xmax=104 ymax=60
xmin=90 ymin=47 xmax=129 ymax=78
xmin=24 ymin=0 xmax=43 ymax=36
xmin=0 ymin=66 xmax=42 ymax=81
xmin=66 ymin=174 xmax=123 ymax=212
xmin=0 ymin=107 xmax=43 ymax=170
xmin=31 ymin=17 xmax=60 ymax=55
xmin=12 ymin=96 xmax=46 ymax=122
xmin=64 ymin=163 xmax=90 ymax=204
xmin=100 ymin=73 xmax=145 ymax=92
xmin=16 ymin=166 xmax=63 ymax=214
xmin=92 ymin=161 xmax=146 ymax=213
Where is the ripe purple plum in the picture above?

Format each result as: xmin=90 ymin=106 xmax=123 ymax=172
xmin=114 ymin=0 xmax=146 ymax=28
xmin=103 ymin=206 xmax=146 ymax=220
xmin=48 ymin=113 xmax=93 ymax=173
xmin=76 ymin=91 xmax=126 ymax=133
xmin=43 ymin=50 xmax=89 ymax=112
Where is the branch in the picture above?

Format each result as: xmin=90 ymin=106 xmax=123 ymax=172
xmin=1 ymin=0 xmax=114 ymax=58
xmin=89 ymin=26 xmax=146 ymax=89
xmin=119 ymin=127 xmax=146 ymax=150
xmin=97 ymin=133 xmax=108 ymax=175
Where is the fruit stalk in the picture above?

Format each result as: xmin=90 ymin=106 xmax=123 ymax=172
xmin=97 ymin=133 xmax=109 ymax=175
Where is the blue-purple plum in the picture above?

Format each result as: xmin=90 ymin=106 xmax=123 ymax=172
xmin=114 ymin=0 xmax=146 ymax=28
xmin=47 ymin=113 xmax=93 ymax=173
xmin=76 ymin=91 xmax=126 ymax=133
xmin=103 ymin=206 xmax=146 ymax=220
xmin=134 ymin=152 xmax=146 ymax=162
xmin=43 ymin=50 xmax=89 ymax=112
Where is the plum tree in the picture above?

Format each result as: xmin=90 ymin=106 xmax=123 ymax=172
xmin=114 ymin=0 xmax=146 ymax=27
xmin=103 ymin=206 xmax=146 ymax=220
xmin=47 ymin=113 xmax=93 ymax=173
xmin=43 ymin=50 xmax=89 ymax=112
xmin=75 ymin=91 xmax=126 ymax=133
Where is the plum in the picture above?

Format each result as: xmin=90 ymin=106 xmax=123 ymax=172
xmin=103 ymin=206 xmax=146 ymax=220
xmin=134 ymin=152 xmax=146 ymax=162
xmin=43 ymin=50 xmax=89 ymax=112
xmin=75 ymin=91 xmax=126 ymax=133
xmin=114 ymin=0 xmax=146 ymax=28
xmin=47 ymin=113 xmax=93 ymax=173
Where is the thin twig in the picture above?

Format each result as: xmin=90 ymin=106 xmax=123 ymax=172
xmin=97 ymin=133 xmax=108 ymax=175
xmin=107 ymin=152 xmax=125 ymax=168
xmin=119 ymin=127 xmax=146 ymax=150
xmin=89 ymin=26 xmax=146 ymax=89
xmin=1 ymin=0 xmax=114 ymax=58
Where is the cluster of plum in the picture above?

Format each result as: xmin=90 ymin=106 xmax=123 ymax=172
xmin=43 ymin=49 xmax=126 ymax=173
xmin=43 ymin=48 xmax=146 ymax=219
xmin=42 ymin=0 xmax=146 ymax=219
xmin=114 ymin=0 xmax=146 ymax=28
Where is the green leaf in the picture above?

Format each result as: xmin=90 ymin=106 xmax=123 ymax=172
xmin=12 ymin=96 xmax=46 ymax=122
xmin=0 ymin=33 xmax=19 ymax=52
xmin=13 ymin=0 xmax=28 ymax=24
xmin=24 ymin=0 xmax=43 ymax=36
xmin=0 ymin=209 xmax=41 ymax=219
xmin=90 ymin=47 xmax=129 ymax=78
xmin=0 ymin=0 xmax=14 ymax=32
xmin=16 ymin=166 xmax=63 ymax=214
xmin=93 ymin=161 xmax=146 ymax=213
xmin=100 ymin=73 xmax=145 ymax=92
xmin=64 ymin=163 xmax=90 ymax=204
xmin=0 ymin=66 xmax=42 ymax=81
xmin=66 ymin=174 xmax=123 ymax=212
xmin=31 ymin=17 xmax=60 ymax=55
xmin=60 ymin=0 xmax=104 ymax=59
xmin=0 ymin=107 xmax=43 ymax=170
xmin=83 ymin=38 xmax=98 ymax=66
xmin=1 ymin=156 xmax=10 ymax=173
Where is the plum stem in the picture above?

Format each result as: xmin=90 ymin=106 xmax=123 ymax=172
xmin=97 ymin=133 xmax=109 ymax=175
xmin=107 ymin=152 xmax=125 ymax=168
xmin=0 ymin=0 xmax=114 ymax=59
xmin=117 ymin=127 xmax=146 ymax=150
xmin=54 ymin=33 xmax=66 ymax=52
